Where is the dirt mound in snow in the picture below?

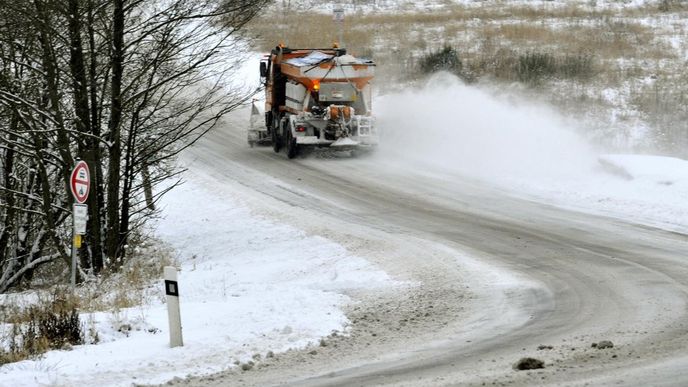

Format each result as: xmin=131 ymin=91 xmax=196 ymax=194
xmin=513 ymin=357 xmax=545 ymax=370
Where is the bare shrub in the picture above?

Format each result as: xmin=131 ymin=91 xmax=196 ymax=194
xmin=83 ymin=236 xmax=177 ymax=312
xmin=29 ymin=307 xmax=81 ymax=350
xmin=0 ymin=290 xmax=83 ymax=365
xmin=559 ymin=53 xmax=595 ymax=80
xmin=467 ymin=47 xmax=520 ymax=82
xmin=657 ymin=0 xmax=686 ymax=12
xmin=419 ymin=45 xmax=463 ymax=76
xmin=518 ymin=52 xmax=557 ymax=84
xmin=631 ymin=80 xmax=688 ymax=155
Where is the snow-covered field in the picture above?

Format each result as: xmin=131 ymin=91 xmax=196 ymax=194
xmin=277 ymin=0 xmax=655 ymax=13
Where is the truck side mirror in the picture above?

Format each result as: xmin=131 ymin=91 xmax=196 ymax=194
xmin=260 ymin=62 xmax=267 ymax=78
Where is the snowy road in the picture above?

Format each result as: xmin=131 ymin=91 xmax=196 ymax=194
xmin=177 ymin=108 xmax=688 ymax=387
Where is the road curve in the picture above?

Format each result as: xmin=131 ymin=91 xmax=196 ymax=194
xmin=176 ymin=110 xmax=688 ymax=387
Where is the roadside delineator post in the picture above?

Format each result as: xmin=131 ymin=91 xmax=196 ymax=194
xmin=164 ymin=266 xmax=183 ymax=347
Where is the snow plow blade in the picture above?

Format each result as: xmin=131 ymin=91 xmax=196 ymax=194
xmin=329 ymin=138 xmax=359 ymax=148
xmin=247 ymin=101 xmax=270 ymax=147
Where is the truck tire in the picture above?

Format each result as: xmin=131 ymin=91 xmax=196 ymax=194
xmin=272 ymin=125 xmax=281 ymax=153
xmin=286 ymin=130 xmax=298 ymax=159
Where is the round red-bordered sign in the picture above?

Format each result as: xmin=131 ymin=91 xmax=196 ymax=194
xmin=70 ymin=161 xmax=90 ymax=204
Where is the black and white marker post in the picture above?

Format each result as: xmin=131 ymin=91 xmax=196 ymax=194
xmin=164 ymin=266 xmax=183 ymax=347
xmin=69 ymin=160 xmax=90 ymax=287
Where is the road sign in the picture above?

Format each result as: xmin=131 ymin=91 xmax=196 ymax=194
xmin=70 ymin=161 xmax=90 ymax=204
xmin=73 ymin=203 xmax=88 ymax=234
xmin=70 ymin=160 xmax=90 ymax=287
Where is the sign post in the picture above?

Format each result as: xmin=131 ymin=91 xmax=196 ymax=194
xmin=333 ymin=8 xmax=344 ymax=48
xmin=70 ymin=160 xmax=90 ymax=287
xmin=164 ymin=266 xmax=183 ymax=347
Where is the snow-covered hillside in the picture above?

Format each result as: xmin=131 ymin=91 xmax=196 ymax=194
xmin=252 ymin=0 xmax=688 ymax=155
xmin=280 ymin=0 xmax=656 ymax=13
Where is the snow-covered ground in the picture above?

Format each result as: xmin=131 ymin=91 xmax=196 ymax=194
xmin=0 ymin=172 xmax=398 ymax=387
xmin=3 ymin=71 xmax=688 ymax=387
xmin=508 ymin=153 xmax=688 ymax=233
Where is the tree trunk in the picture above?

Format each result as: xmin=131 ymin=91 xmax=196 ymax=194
xmin=142 ymin=161 xmax=155 ymax=211
xmin=33 ymin=0 xmax=74 ymax=173
xmin=67 ymin=0 xmax=97 ymax=274
xmin=106 ymin=0 xmax=125 ymax=265
xmin=0 ymin=114 xmax=18 ymax=266
xmin=86 ymin=0 xmax=104 ymax=272
xmin=118 ymin=112 xmax=138 ymax=261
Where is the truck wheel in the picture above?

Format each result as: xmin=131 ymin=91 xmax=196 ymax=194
xmin=272 ymin=129 xmax=281 ymax=153
xmin=286 ymin=131 xmax=298 ymax=159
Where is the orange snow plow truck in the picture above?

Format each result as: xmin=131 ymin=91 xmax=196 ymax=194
xmin=249 ymin=45 xmax=377 ymax=158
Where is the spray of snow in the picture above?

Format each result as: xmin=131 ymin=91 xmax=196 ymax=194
xmin=376 ymin=72 xmax=598 ymax=183
xmin=374 ymin=72 xmax=688 ymax=232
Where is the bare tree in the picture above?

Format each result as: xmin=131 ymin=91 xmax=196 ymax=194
xmin=0 ymin=0 xmax=270 ymax=291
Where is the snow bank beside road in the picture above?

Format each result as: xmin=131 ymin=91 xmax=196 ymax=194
xmin=0 ymin=173 xmax=397 ymax=387
xmin=599 ymin=154 xmax=688 ymax=184
xmin=512 ymin=153 xmax=688 ymax=233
